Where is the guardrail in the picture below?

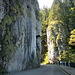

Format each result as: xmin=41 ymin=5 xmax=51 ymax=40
xmin=58 ymin=61 xmax=75 ymax=68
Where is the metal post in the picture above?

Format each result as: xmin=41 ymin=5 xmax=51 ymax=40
xmin=65 ymin=61 xmax=66 ymax=66
xmin=68 ymin=61 xmax=70 ymax=67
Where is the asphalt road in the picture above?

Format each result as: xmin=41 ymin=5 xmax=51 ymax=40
xmin=5 ymin=65 xmax=68 ymax=75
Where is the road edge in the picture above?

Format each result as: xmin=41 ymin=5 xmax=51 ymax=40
xmin=59 ymin=66 xmax=71 ymax=75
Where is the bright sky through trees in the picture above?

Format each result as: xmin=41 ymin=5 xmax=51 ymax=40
xmin=38 ymin=0 xmax=54 ymax=9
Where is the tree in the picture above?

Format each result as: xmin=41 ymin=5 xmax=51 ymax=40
xmin=69 ymin=29 xmax=75 ymax=46
xmin=40 ymin=8 xmax=50 ymax=62
xmin=41 ymin=0 xmax=75 ymax=63
xmin=48 ymin=0 xmax=64 ymax=23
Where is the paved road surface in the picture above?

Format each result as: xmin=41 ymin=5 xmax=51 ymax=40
xmin=5 ymin=65 xmax=68 ymax=75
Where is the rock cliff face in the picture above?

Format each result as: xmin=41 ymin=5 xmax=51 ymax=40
xmin=47 ymin=21 xmax=69 ymax=64
xmin=0 ymin=0 xmax=41 ymax=73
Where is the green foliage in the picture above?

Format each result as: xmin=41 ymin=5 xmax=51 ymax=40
xmin=22 ymin=32 xmax=23 ymax=36
xmin=12 ymin=15 xmax=17 ymax=21
xmin=71 ymin=54 xmax=75 ymax=63
xmin=26 ymin=8 xmax=31 ymax=17
xmin=0 ymin=28 xmax=15 ymax=73
xmin=69 ymin=29 xmax=75 ymax=46
xmin=31 ymin=0 xmax=35 ymax=5
xmin=60 ymin=49 xmax=75 ymax=63
xmin=2 ymin=28 xmax=15 ymax=59
xmin=36 ymin=26 xmax=38 ymax=31
xmin=0 ymin=0 xmax=26 ymax=72
xmin=54 ymin=60 xmax=58 ymax=64
xmin=48 ymin=0 xmax=75 ymax=63
xmin=0 ymin=65 xmax=7 ymax=74
xmin=20 ymin=7 xmax=25 ymax=17
xmin=16 ymin=0 xmax=25 ymax=17
xmin=4 ymin=15 xmax=12 ymax=25
xmin=0 ymin=0 xmax=25 ymax=29
xmin=40 ymin=8 xmax=49 ymax=62
xmin=48 ymin=21 xmax=66 ymax=50
xmin=41 ymin=52 xmax=49 ymax=65
xmin=15 ymin=4 xmax=21 ymax=18
xmin=17 ymin=1 xmax=25 ymax=17
xmin=6 ymin=0 xmax=9 ymax=4
xmin=25 ymin=28 xmax=27 ymax=32
xmin=61 ymin=50 xmax=69 ymax=62
xmin=10 ymin=7 xmax=17 ymax=14
xmin=41 ymin=0 xmax=75 ymax=63
xmin=0 ymin=15 xmax=12 ymax=28
xmin=12 ymin=0 xmax=25 ymax=18
xmin=48 ymin=0 xmax=64 ymax=23
xmin=35 ymin=9 xmax=40 ymax=20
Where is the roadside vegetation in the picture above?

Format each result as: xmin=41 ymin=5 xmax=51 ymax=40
xmin=41 ymin=0 xmax=75 ymax=64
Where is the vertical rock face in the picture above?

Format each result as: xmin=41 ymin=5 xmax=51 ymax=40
xmin=0 ymin=0 xmax=41 ymax=73
xmin=47 ymin=21 xmax=69 ymax=64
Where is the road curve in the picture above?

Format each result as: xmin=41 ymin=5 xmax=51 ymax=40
xmin=5 ymin=65 xmax=68 ymax=75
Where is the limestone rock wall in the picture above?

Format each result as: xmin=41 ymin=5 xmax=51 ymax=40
xmin=0 ymin=0 xmax=41 ymax=73
xmin=47 ymin=21 xmax=69 ymax=64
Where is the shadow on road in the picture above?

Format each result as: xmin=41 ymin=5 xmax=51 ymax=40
xmin=3 ymin=65 xmax=68 ymax=75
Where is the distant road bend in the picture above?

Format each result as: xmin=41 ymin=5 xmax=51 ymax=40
xmin=6 ymin=65 xmax=68 ymax=75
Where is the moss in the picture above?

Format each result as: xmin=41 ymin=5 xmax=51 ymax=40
xmin=0 ymin=0 xmax=26 ymax=72
xmin=14 ymin=3 xmax=25 ymax=18
xmin=22 ymin=33 xmax=23 ymax=36
xmin=0 ymin=66 xmax=7 ymax=74
xmin=2 ymin=28 xmax=15 ymax=60
xmin=15 ymin=4 xmax=21 ymax=18
xmin=35 ymin=9 xmax=40 ymax=21
xmin=12 ymin=0 xmax=16 ymax=2
xmin=0 ymin=15 xmax=12 ymax=28
xmin=20 ymin=7 xmax=25 ymax=17
xmin=6 ymin=0 xmax=9 ymax=4
xmin=25 ymin=28 xmax=27 ymax=32
xmin=18 ymin=42 xmax=20 ymax=47
xmin=17 ymin=0 xmax=21 ymax=6
xmin=26 ymin=8 xmax=31 ymax=17
xmin=0 ymin=20 xmax=6 ymax=28
xmin=10 ymin=7 xmax=17 ymax=14
xmin=2 ymin=15 xmax=12 ymax=25
xmin=31 ymin=0 xmax=35 ymax=5
xmin=4 ymin=15 xmax=12 ymax=25
xmin=17 ymin=0 xmax=25 ymax=17
xmin=36 ymin=26 xmax=38 ymax=31
xmin=12 ymin=15 xmax=17 ymax=21
xmin=48 ymin=21 xmax=66 ymax=47
xmin=0 ymin=0 xmax=25 ymax=29
xmin=10 ymin=0 xmax=25 ymax=17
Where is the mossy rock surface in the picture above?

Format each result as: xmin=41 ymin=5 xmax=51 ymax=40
xmin=35 ymin=9 xmax=40 ymax=21
xmin=26 ymin=8 xmax=31 ymax=17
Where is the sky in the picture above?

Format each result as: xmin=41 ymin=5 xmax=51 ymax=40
xmin=38 ymin=0 xmax=54 ymax=9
